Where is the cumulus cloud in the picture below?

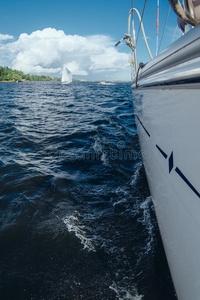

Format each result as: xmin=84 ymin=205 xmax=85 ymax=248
xmin=0 ymin=28 xmax=131 ymax=80
xmin=0 ymin=34 xmax=14 ymax=41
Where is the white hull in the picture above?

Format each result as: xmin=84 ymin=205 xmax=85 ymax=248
xmin=133 ymin=87 xmax=200 ymax=300
xmin=132 ymin=25 xmax=200 ymax=300
xmin=62 ymin=81 xmax=71 ymax=85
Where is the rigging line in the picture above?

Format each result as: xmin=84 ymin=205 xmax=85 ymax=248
xmin=172 ymin=24 xmax=178 ymax=43
xmin=136 ymin=0 xmax=147 ymax=45
xmin=158 ymin=5 xmax=171 ymax=54
xmin=156 ymin=0 xmax=159 ymax=56
xmin=132 ymin=0 xmax=134 ymax=21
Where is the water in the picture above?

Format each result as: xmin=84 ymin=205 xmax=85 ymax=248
xmin=0 ymin=81 xmax=177 ymax=300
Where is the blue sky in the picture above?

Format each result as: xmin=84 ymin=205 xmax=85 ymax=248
xmin=0 ymin=0 xmax=181 ymax=80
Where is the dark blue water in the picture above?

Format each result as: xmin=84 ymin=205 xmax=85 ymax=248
xmin=0 ymin=81 xmax=177 ymax=300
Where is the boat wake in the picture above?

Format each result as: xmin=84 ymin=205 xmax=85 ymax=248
xmin=109 ymin=282 xmax=144 ymax=300
xmin=62 ymin=163 xmax=155 ymax=299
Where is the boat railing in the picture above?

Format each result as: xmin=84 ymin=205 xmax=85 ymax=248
xmin=115 ymin=7 xmax=153 ymax=77
xmin=116 ymin=1 xmax=200 ymax=82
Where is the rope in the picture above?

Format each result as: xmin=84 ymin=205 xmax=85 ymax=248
xmin=134 ymin=8 xmax=153 ymax=59
xmin=115 ymin=3 xmax=153 ymax=62
xmin=158 ymin=5 xmax=171 ymax=54
xmin=132 ymin=0 xmax=134 ymax=21
xmin=129 ymin=51 xmax=135 ymax=69
xmin=136 ymin=0 xmax=147 ymax=45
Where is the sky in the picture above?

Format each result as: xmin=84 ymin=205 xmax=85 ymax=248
xmin=0 ymin=0 xmax=181 ymax=81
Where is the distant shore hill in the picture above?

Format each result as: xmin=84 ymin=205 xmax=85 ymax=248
xmin=0 ymin=66 xmax=60 ymax=82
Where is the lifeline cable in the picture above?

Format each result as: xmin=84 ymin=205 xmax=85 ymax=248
xmin=158 ymin=5 xmax=171 ymax=54
xmin=156 ymin=0 xmax=159 ymax=55
xmin=136 ymin=0 xmax=147 ymax=45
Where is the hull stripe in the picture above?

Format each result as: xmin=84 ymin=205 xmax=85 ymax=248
xmin=156 ymin=145 xmax=168 ymax=159
xmin=175 ymin=167 xmax=200 ymax=198
xmin=135 ymin=114 xmax=150 ymax=137
xmin=136 ymin=115 xmax=200 ymax=199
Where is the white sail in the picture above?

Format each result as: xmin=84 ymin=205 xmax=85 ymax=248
xmin=61 ymin=67 xmax=72 ymax=84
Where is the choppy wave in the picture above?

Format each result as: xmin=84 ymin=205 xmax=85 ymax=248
xmin=0 ymin=81 xmax=176 ymax=300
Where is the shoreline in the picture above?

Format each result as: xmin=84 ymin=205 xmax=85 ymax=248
xmin=0 ymin=80 xmax=60 ymax=83
xmin=0 ymin=80 xmax=16 ymax=82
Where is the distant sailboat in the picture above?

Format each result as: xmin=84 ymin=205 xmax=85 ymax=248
xmin=61 ymin=66 xmax=72 ymax=84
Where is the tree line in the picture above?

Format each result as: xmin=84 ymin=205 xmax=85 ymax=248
xmin=0 ymin=66 xmax=60 ymax=82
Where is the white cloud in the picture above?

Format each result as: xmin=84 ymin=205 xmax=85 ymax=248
xmin=0 ymin=34 xmax=14 ymax=41
xmin=90 ymin=48 xmax=129 ymax=72
xmin=0 ymin=28 xmax=131 ymax=80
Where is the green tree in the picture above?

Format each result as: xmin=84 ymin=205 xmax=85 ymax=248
xmin=0 ymin=66 xmax=55 ymax=82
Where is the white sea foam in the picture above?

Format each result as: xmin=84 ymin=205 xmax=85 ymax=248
xmin=63 ymin=214 xmax=96 ymax=252
xmin=109 ymin=282 xmax=144 ymax=300
xmin=101 ymin=150 xmax=110 ymax=166
xmin=93 ymin=136 xmax=103 ymax=154
xmin=130 ymin=161 xmax=143 ymax=186
xmin=138 ymin=196 xmax=155 ymax=254
xmin=93 ymin=135 xmax=111 ymax=166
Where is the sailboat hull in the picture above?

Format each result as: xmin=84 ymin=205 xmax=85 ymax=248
xmin=62 ymin=81 xmax=71 ymax=85
xmin=132 ymin=86 xmax=200 ymax=300
xmin=132 ymin=24 xmax=200 ymax=300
